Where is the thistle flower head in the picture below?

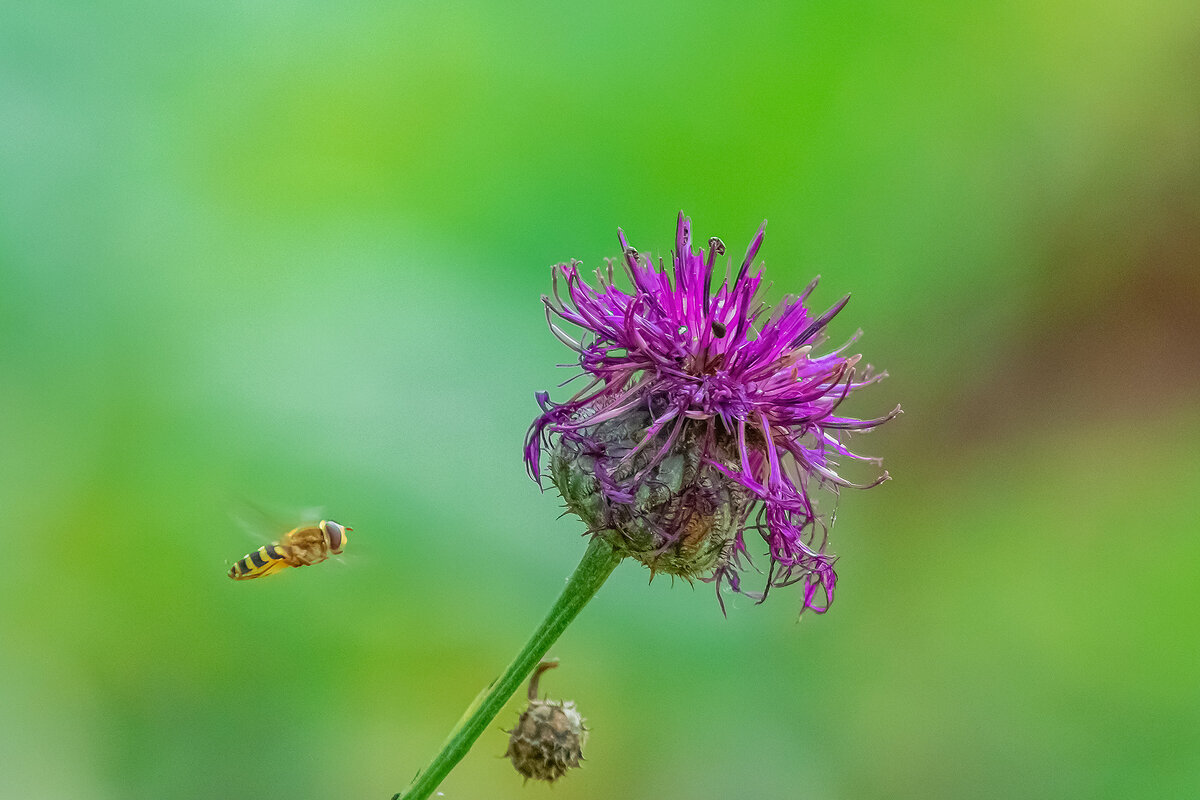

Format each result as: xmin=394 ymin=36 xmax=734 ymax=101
xmin=526 ymin=213 xmax=898 ymax=613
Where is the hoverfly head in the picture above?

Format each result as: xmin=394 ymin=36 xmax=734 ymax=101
xmin=321 ymin=520 xmax=350 ymax=554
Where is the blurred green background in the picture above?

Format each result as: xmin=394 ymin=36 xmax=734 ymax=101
xmin=2 ymin=2 xmax=1198 ymax=798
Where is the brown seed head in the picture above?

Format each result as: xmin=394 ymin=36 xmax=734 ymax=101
xmin=505 ymin=662 xmax=586 ymax=783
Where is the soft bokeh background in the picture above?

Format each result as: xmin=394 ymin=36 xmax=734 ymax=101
xmin=2 ymin=2 xmax=1198 ymax=799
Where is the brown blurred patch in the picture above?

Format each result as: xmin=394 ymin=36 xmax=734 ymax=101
xmin=952 ymin=178 xmax=1200 ymax=443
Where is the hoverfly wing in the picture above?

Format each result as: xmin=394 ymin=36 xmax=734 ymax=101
xmin=228 ymin=498 xmax=324 ymax=545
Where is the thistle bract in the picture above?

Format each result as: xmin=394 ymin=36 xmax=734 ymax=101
xmin=526 ymin=213 xmax=898 ymax=613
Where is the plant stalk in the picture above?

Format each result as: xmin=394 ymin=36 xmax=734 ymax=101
xmin=393 ymin=537 xmax=622 ymax=800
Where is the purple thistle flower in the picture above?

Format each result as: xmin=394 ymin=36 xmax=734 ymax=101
xmin=526 ymin=213 xmax=899 ymax=614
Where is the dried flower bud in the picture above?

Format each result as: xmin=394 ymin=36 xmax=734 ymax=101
xmin=505 ymin=661 xmax=586 ymax=784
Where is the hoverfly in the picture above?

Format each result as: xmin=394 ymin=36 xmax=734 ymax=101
xmin=228 ymin=519 xmax=351 ymax=580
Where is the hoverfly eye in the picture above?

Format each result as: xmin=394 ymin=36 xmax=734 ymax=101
xmin=323 ymin=521 xmax=346 ymax=553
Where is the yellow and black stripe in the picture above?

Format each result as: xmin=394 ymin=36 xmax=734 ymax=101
xmin=228 ymin=544 xmax=290 ymax=580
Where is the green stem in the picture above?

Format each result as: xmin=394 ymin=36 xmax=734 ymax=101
xmin=393 ymin=537 xmax=623 ymax=800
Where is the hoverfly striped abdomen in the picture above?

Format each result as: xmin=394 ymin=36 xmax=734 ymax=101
xmin=228 ymin=543 xmax=291 ymax=580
